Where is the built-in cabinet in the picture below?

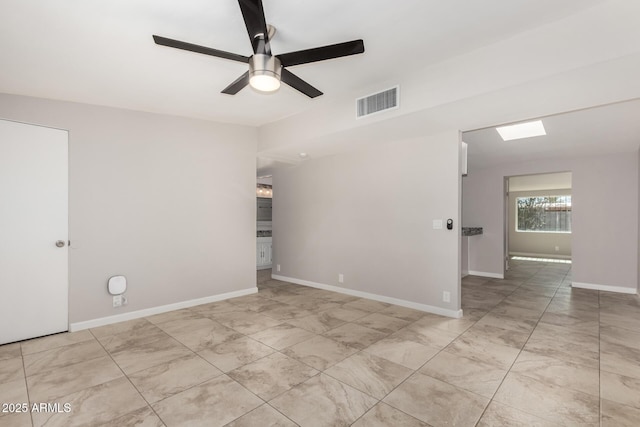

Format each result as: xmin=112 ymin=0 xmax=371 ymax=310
xmin=257 ymin=237 xmax=272 ymax=269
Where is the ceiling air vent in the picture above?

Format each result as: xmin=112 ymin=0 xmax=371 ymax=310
xmin=356 ymin=86 xmax=399 ymax=118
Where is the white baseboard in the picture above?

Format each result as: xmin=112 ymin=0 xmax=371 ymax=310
xmin=461 ymin=270 xmax=469 ymax=278
xmin=468 ymin=270 xmax=504 ymax=279
xmin=69 ymin=287 xmax=258 ymax=332
xmin=571 ymin=282 xmax=637 ymax=294
xmin=271 ymin=275 xmax=463 ymax=319
xmin=510 ymin=252 xmax=571 ymax=260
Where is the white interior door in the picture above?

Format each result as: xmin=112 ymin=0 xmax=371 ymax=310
xmin=0 ymin=119 xmax=69 ymax=345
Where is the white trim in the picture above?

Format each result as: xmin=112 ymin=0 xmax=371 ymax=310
xmin=272 ymin=275 xmax=462 ymax=319
xmin=510 ymin=251 xmax=571 ymax=260
xmin=461 ymin=270 xmax=469 ymax=278
xmin=468 ymin=270 xmax=504 ymax=279
xmin=571 ymin=282 xmax=637 ymax=294
xmin=0 ymin=117 xmax=69 ymax=133
xmin=69 ymin=287 xmax=258 ymax=332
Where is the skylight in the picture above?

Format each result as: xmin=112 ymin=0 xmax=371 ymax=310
xmin=496 ymin=120 xmax=546 ymax=141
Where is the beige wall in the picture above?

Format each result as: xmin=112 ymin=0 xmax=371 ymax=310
xmin=272 ymin=131 xmax=462 ymax=316
xmin=508 ymin=189 xmax=572 ymax=258
xmin=463 ymin=151 xmax=638 ymax=291
xmin=0 ymin=93 xmax=258 ymax=324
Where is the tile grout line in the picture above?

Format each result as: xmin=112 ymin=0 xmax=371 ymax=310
xmin=18 ymin=334 xmax=120 ymax=426
xmin=12 ymin=265 xmax=606 ymax=426
xmin=87 ymin=326 xmax=173 ymax=426
xmin=350 ymin=272 xmax=537 ymax=425
xmin=493 ymin=263 xmax=602 ymax=424
xmin=253 ymin=279 xmax=424 ymax=425
xmin=346 ymin=298 xmax=487 ymax=424
xmin=102 ymin=312 xmax=292 ymax=425
xmin=598 ymin=289 xmax=602 ymax=425
xmin=225 ymin=292 xmax=320 ymax=426
xmin=211 ymin=291 xmax=315 ymax=427
xmin=472 ymin=261 xmax=569 ymax=425
xmin=18 ymin=343 xmax=36 ymax=427
xmin=198 ymin=286 xmax=386 ymax=425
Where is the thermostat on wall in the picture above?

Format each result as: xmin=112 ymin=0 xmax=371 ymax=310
xmin=108 ymin=276 xmax=127 ymax=295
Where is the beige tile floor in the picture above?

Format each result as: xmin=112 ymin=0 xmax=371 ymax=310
xmin=1 ymin=259 xmax=640 ymax=426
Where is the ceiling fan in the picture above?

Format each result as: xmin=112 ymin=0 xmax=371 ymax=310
xmin=153 ymin=0 xmax=365 ymax=98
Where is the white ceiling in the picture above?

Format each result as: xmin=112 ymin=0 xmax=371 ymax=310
xmin=0 ymin=0 xmax=605 ymax=126
xmin=462 ymin=99 xmax=640 ymax=170
xmin=1 ymin=0 xmax=639 ymax=175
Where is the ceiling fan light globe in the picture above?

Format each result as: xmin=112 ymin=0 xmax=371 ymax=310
xmin=250 ymin=74 xmax=281 ymax=92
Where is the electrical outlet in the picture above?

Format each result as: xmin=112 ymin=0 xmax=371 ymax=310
xmin=112 ymin=295 xmax=122 ymax=308
xmin=555 ymin=246 xmax=560 ymax=252
xmin=277 ymin=264 xmax=281 ymax=272
xmin=338 ymin=273 xmax=344 ymax=284
xmin=442 ymin=291 xmax=451 ymax=303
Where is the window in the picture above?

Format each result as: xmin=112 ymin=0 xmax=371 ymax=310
xmin=516 ymin=195 xmax=571 ymax=233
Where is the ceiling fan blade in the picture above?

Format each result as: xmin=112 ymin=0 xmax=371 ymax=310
xmin=153 ymin=35 xmax=249 ymax=63
xmin=277 ymin=39 xmax=364 ymax=67
xmin=221 ymin=71 xmax=250 ymax=95
xmin=238 ymin=0 xmax=270 ymax=54
xmin=281 ymin=68 xmax=323 ymax=98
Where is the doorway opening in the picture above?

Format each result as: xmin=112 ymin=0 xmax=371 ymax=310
xmin=256 ymin=176 xmax=273 ymax=276
xmin=504 ymin=172 xmax=572 ymax=273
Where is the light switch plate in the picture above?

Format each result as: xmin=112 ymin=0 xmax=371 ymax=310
xmin=433 ymin=219 xmax=443 ymax=230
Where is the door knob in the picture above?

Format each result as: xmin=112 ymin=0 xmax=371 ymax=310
xmin=55 ymin=240 xmax=66 ymax=248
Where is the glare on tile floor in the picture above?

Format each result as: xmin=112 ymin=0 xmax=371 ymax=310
xmin=511 ymin=256 xmax=572 ymax=264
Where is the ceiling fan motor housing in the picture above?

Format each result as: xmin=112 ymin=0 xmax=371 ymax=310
xmin=249 ymin=54 xmax=282 ymax=91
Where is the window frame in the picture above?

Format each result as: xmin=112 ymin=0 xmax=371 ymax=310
xmin=515 ymin=194 xmax=572 ymax=234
